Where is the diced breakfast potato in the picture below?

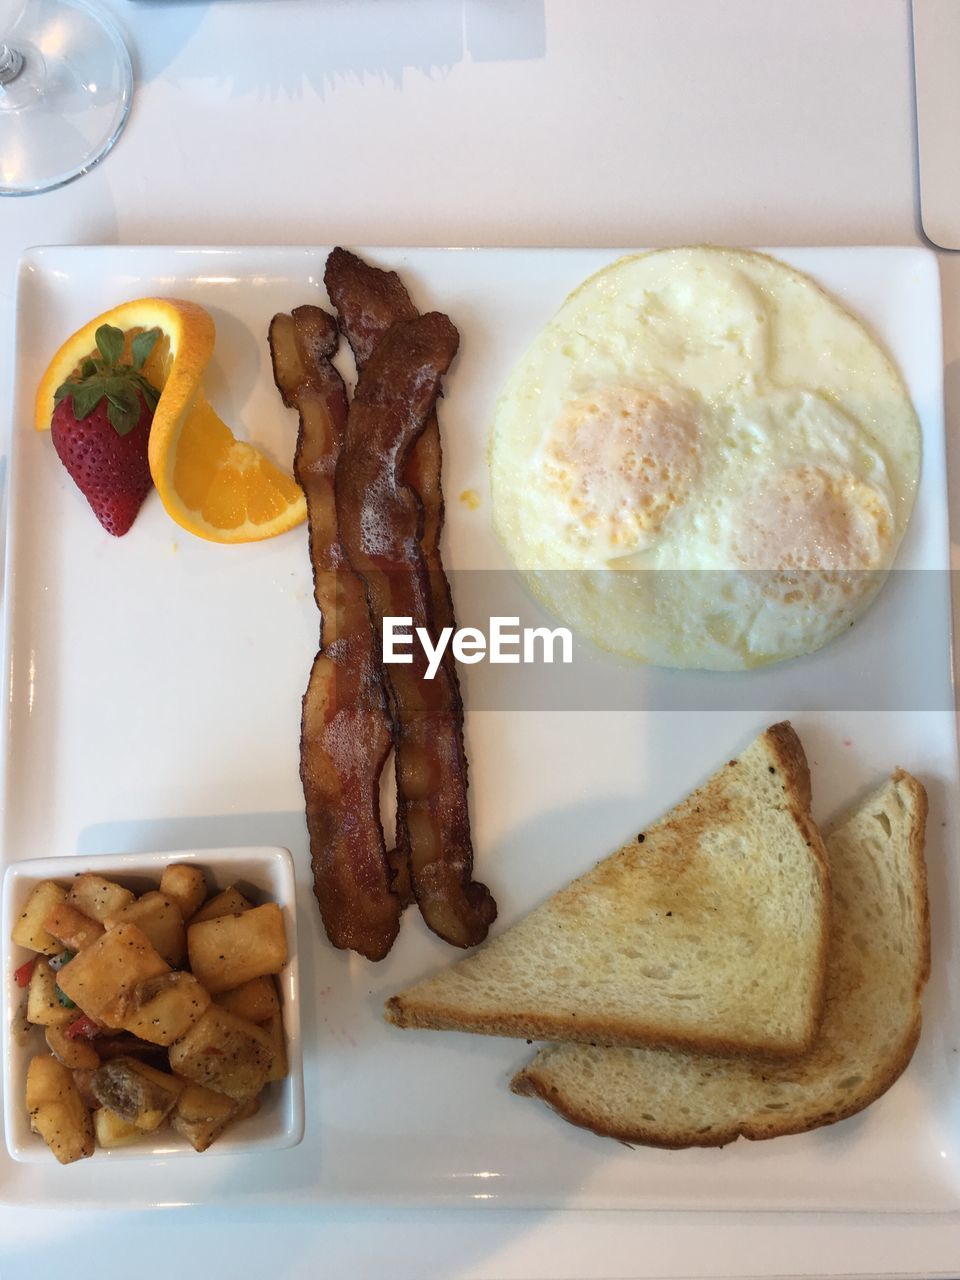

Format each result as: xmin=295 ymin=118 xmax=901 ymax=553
xmin=90 ymin=1057 xmax=183 ymax=1131
xmin=45 ymin=1022 xmax=100 ymax=1070
xmin=216 ymin=975 xmax=280 ymax=1023
xmin=65 ymin=873 xmax=135 ymax=923
xmin=11 ymin=881 xmax=68 ymax=955
xmin=190 ymin=885 xmax=253 ymax=924
xmin=42 ymin=901 xmax=105 ymax=952
xmin=15 ymin=864 xmax=289 ymax=1164
xmin=26 ymin=1054 xmax=94 ymax=1164
xmin=27 ymin=1051 xmax=78 ymax=1108
xmin=159 ymin=864 xmax=207 ymax=921
xmin=262 ymin=1011 xmax=288 ymax=1083
xmin=122 ymin=971 xmax=211 ymax=1046
xmin=93 ymin=1107 xmax=143 ymax=1148
xmin=234 ymin=1095 xmax=261 ymax=1125
xmin=188 ymin=903 xmax=287 ymax=995
xmin=26 ymin=958 xmax=75 ymax=1027
xmin=56 ymin=924 xmax=170 ymax=1028
xmin=108 ymin=892 xmax=186 ymax=967
xmin=169 ymin=1082 xmax=238 ymax=1152
xmin=168 ymin=1006 xmax=275 ymax=1100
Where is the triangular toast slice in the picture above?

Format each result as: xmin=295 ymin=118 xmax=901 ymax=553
xmin=511 ymin=770 xmax=929 ymax=1145
xmin=386 ymin=722 xmax=831 ymax=1059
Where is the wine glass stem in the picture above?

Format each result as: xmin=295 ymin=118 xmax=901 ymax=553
xmin=0 ymin=42 xmax=24 ymax=85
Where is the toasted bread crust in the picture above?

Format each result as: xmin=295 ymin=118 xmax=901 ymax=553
xmin=385 ymin=999 xmax=817 ymax=1060
xmin=763 ymin=722 xmax=832 ymax=1049
xmin=510 ymin=1016 xmax=924 ymax=1148
xmin=892 ymin=769 xmax=931 ymax=986
xmin=386 ymin=720 xmax=832 ymax=1059
xmin=512 ymin=769 xmax=930 ymax=1148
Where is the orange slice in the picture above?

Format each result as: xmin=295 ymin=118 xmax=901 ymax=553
xmin=35 ymin=299 xmax=306 ymax=543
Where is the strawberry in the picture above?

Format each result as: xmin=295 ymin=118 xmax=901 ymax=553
xmin=51 ymin=323 xmax=162 ymax=537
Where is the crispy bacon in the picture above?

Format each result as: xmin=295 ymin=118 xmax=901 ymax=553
xmin=325 ymin=246 xmax=455 ymax=906
xmin=269 ymin=305 xmax=400 ymax=961
xmin=325 ymin=249 xmax=456 ymax=634
xmin=335 ymin=310 xmax=497 ymax=949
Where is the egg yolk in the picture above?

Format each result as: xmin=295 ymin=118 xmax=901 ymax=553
xmin=732 ymin=465 xmax=893 ymax=572
xmin=541 ymin=386 xmax=701 ymax=554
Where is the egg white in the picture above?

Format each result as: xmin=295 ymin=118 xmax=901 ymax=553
xmin=489 ymin=248 xmax=921 ymax=670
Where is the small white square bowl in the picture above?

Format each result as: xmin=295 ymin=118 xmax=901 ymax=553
xmin=2 ymin=846 xmax=304 ymax=1162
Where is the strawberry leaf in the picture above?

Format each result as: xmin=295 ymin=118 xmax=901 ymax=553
xmin=51 ymin=325 xmax=159 ymax=437
xmin=105 ymin=389 xmax=140 ymax=434
xmin=132 ymin=373 xmax=160 ymax=412
xmin=131 ymin=328 xmax=160 ymax=371
xmin=95 ymin=324 xmax=125 ymax=368
xmin=71 ymin=381 xmax=107 ymax=420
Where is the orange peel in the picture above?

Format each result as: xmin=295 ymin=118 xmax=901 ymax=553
xmin=35 ymin=298 xmax=307 ymax=543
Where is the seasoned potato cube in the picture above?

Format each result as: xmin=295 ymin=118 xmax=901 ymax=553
xmin=263 ymin=1011 xmax=288 ymax=1083
xmin=56 ymin=924 xmax=169 ymax=1028
xmin=26 ymin=958 xmax=74 ymax=1027
xmin=43 ymin=901 xmax=104 ymax=952
xmin=170 ymin=1083 xmax=238 ymax=1152
xmin=175 ymin=1081 xmax=237 ymax=1125
xmin=108 ymin=892 xmax=185 ymax=967
xmin=45 ymin=1022 xmax=100 ymax=1070
xmin=159 ymin=864 xmax=207 ymax=921
xmin=12 ymin=881 xmax=67 ymax=954
xmin=122 ymin=971 xmax=211 ymax=1046
xmin=26 ymin=1052 xmax=73 ymax=1108
xmin=188 ymin=904 xmax=287 ymax=995
xmin=190 ymin=886 xmax=253 ymax=924
xmin=169 ymin=1007 xmax=274 ymax=1100
xmin=90 ymin=1057 xmax=183 ymax=1131
xmin=26 ymin=1055 xmax=94 ymax=1164
xmin=66 ymin=873 xmax=134 ymax=923
xmin=93 ymin=1107 xmax=143 ymax=1148
xmin=216 ymin=976 xmax=280 ymax=1023
xmin=233 ymin=1095 xmax=261 ymax=1124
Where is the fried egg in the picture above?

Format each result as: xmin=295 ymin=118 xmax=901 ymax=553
xmin=489 ymin=248 xmax=920 ymax=670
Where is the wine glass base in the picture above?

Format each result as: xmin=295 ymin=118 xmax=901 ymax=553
xmin=0 ymin=0 xmax=133 ymax=196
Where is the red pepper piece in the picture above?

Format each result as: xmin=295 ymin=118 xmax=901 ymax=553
xmin=63 ymin=1014 xmax=101 ymax=1041
xmin=13 ymin=958 xmax=35 ymax=988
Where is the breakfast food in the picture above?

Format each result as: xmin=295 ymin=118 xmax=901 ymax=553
xmin=386 ymin=723 xmax=830 ymax=1057
xmin=50 ymin=324 xmax=161 ymax=535
xmin=489 ymin=247 xmax=922 ymax=669
xmin=330 ymin=261 xmax=496 ymax=950
xmin=270 ymin=249 xmax=495 ymax=958
xmin=36 ymin=298 xmax=305 ymax=542
xmin=325 ymin=247 xmax=456 ymax=907
xmin=269 ymin=305 xmax=400 ymax=961
xmin=11 ymin=865 xmax=289 ymax=1162
xmin=336 ymin=312 xmax=497 ymax=949
xmin=512 ymin=771 xmax=929 ymax=1146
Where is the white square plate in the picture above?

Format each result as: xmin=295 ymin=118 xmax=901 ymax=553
xmin=1 ymin=245 xmax=956 ymax=1210
xmin=1 ymin=846 xmax=304 ymax=1163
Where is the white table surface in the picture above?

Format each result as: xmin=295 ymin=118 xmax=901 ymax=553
xmin=2 ymin=1 xmax=960 ymax=1276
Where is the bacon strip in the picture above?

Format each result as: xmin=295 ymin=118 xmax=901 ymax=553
xmin=324 ymin=247 xmax=456 ymax=905
xmin=269 ymin=305 xmax=400 ymax=961
xmin=335 ymin=311 xmax=497 ymax=949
